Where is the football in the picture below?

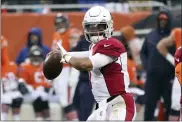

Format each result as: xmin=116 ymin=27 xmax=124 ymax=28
xmin=43 ymin=50 xmax=63 ymax=80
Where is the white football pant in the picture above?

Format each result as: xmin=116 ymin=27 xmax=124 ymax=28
xmin=171 ymin=77 xmax=181 ymax=111
xmin=53 ymin=67 xmax=70 ymax=107
xmin=87 ymin=95 xmax=136 ymax=120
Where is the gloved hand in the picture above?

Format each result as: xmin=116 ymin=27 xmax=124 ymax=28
xmin=44 ymin=87 xmax=51 ymax=93
xmin=57 ymin=42 xmax=72 ymax=63
xmin=18 ymin=80 xmax=29 ymax=95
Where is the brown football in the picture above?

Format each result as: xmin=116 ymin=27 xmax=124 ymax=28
xmin=43 ymin=50 xmax=63 ymax=80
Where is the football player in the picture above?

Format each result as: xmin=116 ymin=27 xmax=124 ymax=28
xmin=157 ymin=28 xmax=181 ymax=65
xmin=51 ymin=13 xmax=79 ymax=120
xmin=174 ymin=47 xmax=182 ymax=120
xmin=68 ymin=28 xmax=82 ymax=49
xmin=56 ymin=6 xmax=136 ymax=120
xmin=1 ymin=36 xmax=9 ymax=76
xmin=18 ymin=46 xmax=51 ymax=120
xmin=157 ymin=28 xmax=182 ymax=120
xmin=1 ymin=36 xmax=23 ymax=120
xmin=52 ymin=13 xmax=70 ymax=51
xmin=1 ymin=62 xmax=23 ymax=120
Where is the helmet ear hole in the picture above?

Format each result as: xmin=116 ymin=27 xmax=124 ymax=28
xmin=85 ymin=34 xmax=91 ymax=43
xmin=106 ymin=24 xmax=109 ymax=29
xmin=103 ymin=33 xmax=106 ymax=38
xmin=111 ymin=31 xmax=113 ymax=36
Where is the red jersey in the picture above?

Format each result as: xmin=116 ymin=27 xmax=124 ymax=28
xmin=174 ymin=46 xmax=182 ymax=85
xmin=90 ymin=38 xmax=130 ymax=102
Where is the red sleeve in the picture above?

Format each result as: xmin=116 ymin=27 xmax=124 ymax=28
xmin=92 ymin=38 xmax=126 ymax=57
xmin=174 ymin=47 xmax=182 ymax=66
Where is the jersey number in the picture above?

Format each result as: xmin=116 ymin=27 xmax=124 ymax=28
xmin=34 ymin=71 xmax=44 ymax=83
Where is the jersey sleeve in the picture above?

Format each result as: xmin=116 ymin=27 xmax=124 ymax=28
xmin=68 ymin=51 xmax=89 ymax=58
xmin=1 ymin=37 xmax=9 ymax=67
xmin=52 ymin=32 xmax=62 ymax=50
xmin=90 ymin=53 xmax=116 ymax=69
xmin=93 ymin=38 xmax=126 ymax=57
xmin=8 ymin=62 xmax=18 ymax=77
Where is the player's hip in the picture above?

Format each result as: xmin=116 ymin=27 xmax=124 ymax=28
xmin=88 ymin=93 xmax=136 ymax=120
xmin=95 ymin=93 xmax=135 ymax=110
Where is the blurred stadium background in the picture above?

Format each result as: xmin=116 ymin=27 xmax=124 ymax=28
xmin=1 ymin=0 xmax=181 ymax=121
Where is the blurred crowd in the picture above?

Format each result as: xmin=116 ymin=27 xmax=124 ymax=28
xmin=0 ymin=0 xmax=173 ymax=5
xmin=1 ymin=0 xmax=180 ymax=13
xmin=1 ymin=5 xmax=182 ymax=121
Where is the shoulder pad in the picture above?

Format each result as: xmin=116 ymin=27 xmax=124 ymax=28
xmin=92 ymin=38 xmax=126 ymax=57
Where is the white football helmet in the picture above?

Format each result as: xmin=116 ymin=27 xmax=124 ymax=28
xmin=82 ymin=6 xmax=114 ymax=44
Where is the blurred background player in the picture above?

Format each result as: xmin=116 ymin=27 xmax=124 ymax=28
xmin=157 ymin=28 xmax=181 ymax=65
xmin=157 ymin=28 xmax=182 ymax=120
xmin=68 ymin=28 xmax=83 ymax=50
xmin=120 ymin=25 xmax=145 ymax=113
xmin=71 ymin=34 xmax=95 ymax=121
xmin=51 ymin=13 xmax=78 ymax=120
xmin=174 ymin=47 xmax=182 ymax=121
xmin=16 ymin=27 xmax=50 ymax=65
xmin=1 ymin=36 xmax=9 ymax=76
xmin=1 ymin=36 xmax=10 ymax=119
xmin=174 ymin=47 xmax=182 ymax=88
xmin=120 ymin=26 xmax=139 ymax=85
xmin=1 ymin=36 xmax=23 ymax=120
xmin=1 ymin=62 xmax=23 ymax=121
xmin=52 ymin=13 xmax=70 ymax=51
xmin=18 ymin=46 xmax=51 ymax=120
xmin=140 ymin=9 xmax=175 ymax=121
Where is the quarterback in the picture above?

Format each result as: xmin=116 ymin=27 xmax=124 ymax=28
xmin=57 ymin=6 xmax=136 ymax=120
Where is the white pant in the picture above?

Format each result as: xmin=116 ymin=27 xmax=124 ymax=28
xmin=87 ymin=94 xmax=136 ymax=120
xmin=1 ymin=91 xmax=22 ymax=104
xmin=171 ymin=77 xmax=181 ymax=111
xmin=53 ymin=67 xmax=70 ymax=107
xmin=23 ymin=87 xmax=49 ymax=103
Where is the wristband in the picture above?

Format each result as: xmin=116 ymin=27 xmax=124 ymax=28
xmin=166 ymin=53 xmax=174 ymax=66
xmin=64 ymin=54 xmax=72 ymax=63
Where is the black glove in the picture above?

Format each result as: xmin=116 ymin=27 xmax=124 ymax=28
xmin=44 ymin=87 xmax=50 ymax=93
xmin=18 ymin=82 xmax=29 ymax=95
